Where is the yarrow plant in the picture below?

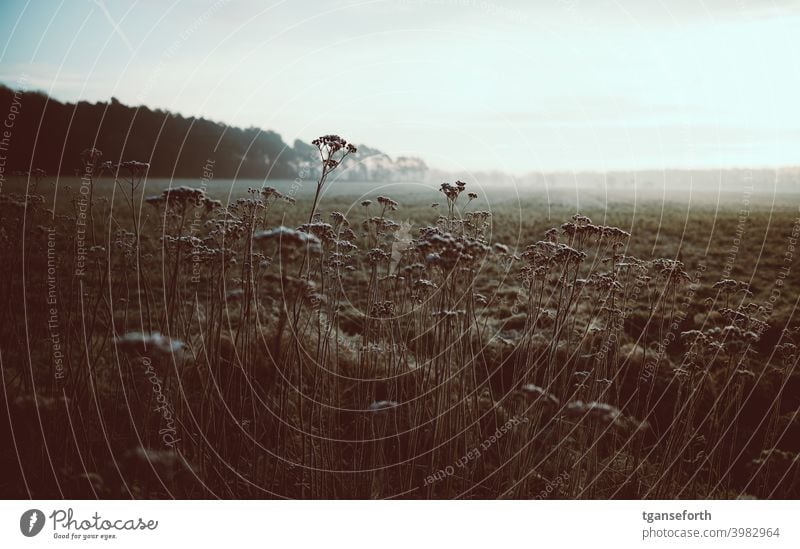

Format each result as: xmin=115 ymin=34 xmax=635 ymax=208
xmin=307 ymin=134 xmax=357 ymax=222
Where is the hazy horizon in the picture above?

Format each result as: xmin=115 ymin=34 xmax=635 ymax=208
xmin=1 ymin=0 xmax=799 ymax=173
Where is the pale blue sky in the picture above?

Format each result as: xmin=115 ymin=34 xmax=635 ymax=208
xmin=1 ymin=0 xmax=798 ymax=173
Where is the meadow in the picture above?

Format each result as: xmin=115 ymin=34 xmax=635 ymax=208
xmin=1 ymin=141 xmax=799 ymax=499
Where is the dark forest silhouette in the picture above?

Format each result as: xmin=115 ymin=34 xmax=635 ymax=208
xmin=0 ymin=85 xmax=400 ymax=180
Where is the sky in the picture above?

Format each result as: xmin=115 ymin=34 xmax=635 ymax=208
xmin=1 ymin=0 xmax=799 ymax=173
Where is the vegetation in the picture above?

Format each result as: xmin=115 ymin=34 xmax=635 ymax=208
xmin=0 ymin=87 xmax=427 ymax=181
xmin=1 ymin=137 xmax=799 ymax=499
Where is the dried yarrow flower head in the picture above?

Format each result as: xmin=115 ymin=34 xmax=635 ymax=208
xmin=228 ymin=196 xmax=266 ymax=221
xmin=775 ymin=342 xmax=798 ymax=365
xmin=560 ymin=220 xmax=596 ymax=240
xmin=329 ymin=211 xmax=349 ymax=228
xmin=521 ymin=241 xmax=586 ymax=271
xmin=605 ymin=254 xmax=647 ymax=274
xmin=382 ymin=219 xmax=402 ymax=233
xmin=464 ymin=210 xmax=492 ymax=237
xmin=202 ymin=197 xmax=222 ymax=212
xmin=297 ymin=221 xmax=337 ymax=245
xmin=116 ymin=160 xmax=150 ymax=177
xmin=416 ymin=231 xmax=491 ymax=272
xmin=363 ymin=217 xmax=402 ymax=239
xmin=586 ymin=271 xmax=622 ymax=292
xmin=254 ymin=226 xmax=322 ymax=256
xmin=204 ymin=218 xmax=249 ymax=244
xmin=599 ymin=225 xmax=631 ymax=244
xmin=260 ymin=186 xmax=280 ymax=200
xmin=259 ymin=186 xmax=292 ymax=205
xmin=413 ymin=277 xmax=438 ymax=293
xmin=439 ymin=181 xmax=466 ymax=204
xmin=367 ymin=247 xmax=391 ymax=265
xmin=376 ymin=195 xmax=399 ymax=212
xmin=325 ymin=249 xmax=357 ymax=274
xmin=338 ymin=227 xmax=356 ymax=241
xmin=401 ymin=262 xmax=426 ymax=274
xmin=147 ymin=185 xmax=207 ymax=213
xmin=370 ymin=300 xmax=396 ymax=318
xmin=312 ymin=135 xmax=356 ymax=171
xmin=713 ymin=279 xmax=753 ymax=299
xmin=652 ymin=258 xmax=692 ymax=286
xmin=335 ymin=239 xmax=358 ymax=253
xmin=312 ymin=134 xmax=357 ymax=155
xmin=115 ymin=331 xmax=185 ymax=359
xmin=572 ymin=214 xmax=593 ymax=226
xmin=713 ymin=279 xmax=737 ymax=291
xmin=717 ymin=307 xmax=767 ymax=333
xmin=378 ymin=273 xmax=405 ymax=284
xmin=559 ymin=215 xmax=630 ymax=247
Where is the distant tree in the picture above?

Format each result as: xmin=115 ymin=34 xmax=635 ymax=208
xmin=0 ymin=85 xmax=303 ymax=179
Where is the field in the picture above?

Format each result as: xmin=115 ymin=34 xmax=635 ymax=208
xmin=2 ymin=153 xmax=799 ymax=499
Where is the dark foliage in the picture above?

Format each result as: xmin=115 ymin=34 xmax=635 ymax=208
xmin=0 ymin=85 xmax=307 ymax=179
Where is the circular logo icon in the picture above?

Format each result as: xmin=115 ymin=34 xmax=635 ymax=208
xmin=20 ymin=509 xmax=45 ymax=537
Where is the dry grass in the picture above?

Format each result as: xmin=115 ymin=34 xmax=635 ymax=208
xmin=1 ymin=145 xmax=799 ymax=499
